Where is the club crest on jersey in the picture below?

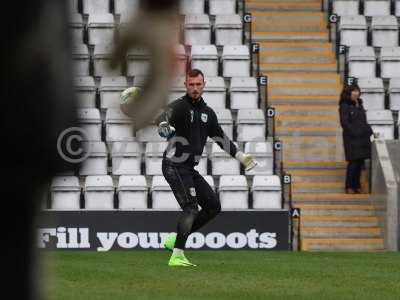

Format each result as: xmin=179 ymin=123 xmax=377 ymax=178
xmin=201 ymin=113 xmax=208 ymax=123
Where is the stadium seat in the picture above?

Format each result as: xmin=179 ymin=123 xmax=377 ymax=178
xmin=366 ymin=110 xmax=395 ymax=139
xmin=51 ymin=176 xmax=81 ymax=210
xmin=202 ymin=77 xmax=226 ymax=109
xmin=168 ymin=76 xmax=186 ymax=103
xmin=184 ymin=14 xmax=211 ymax=45
xmin=215 ymin=14 xmax=243 ymax=46
xmin=210 ymin=142 xmax=240 ymax=175
xmin=364 ymin=0 xmax=391 ymax=17
xmin=379 ymin=47 xmax=400 ymax=79
xmin=338 ymin=15 xmax=367 ymax=46
xmin=83 ymin=0 xmax=110 ymax=14
xmin=347 ymin=46 xmax=376 ymax=78
xmin=357 ymin=77 xmax=385 ymax=110
xmin=127 ymin=47 xmax=150 ymax=77
xmin=180 ymin=0 xmax=205 ymax=15
xmin=99 ymin=77 xmax=128 ymax=111
xmin=105 ymin=108 xmax=135 ymax=143
xmin=94 ymin=44 xmax=122 ymax=76
xmin=251 ymin=175 xmax=282 ymax=209
xmin=79 ymin=142 xmax=108 ymax=176
xmin=84 ymin=175 xmax=115 ymax=210
xmin=69 ymin=13 xmax=84 ymax=44
xmin=219 ymin=175 xmax=249 ymax=209
xmin=212 ymin=109 xmax=234 ymax=140
xmin=175 ymin=44 xmax=188 ymax=77
xmin=395 ymin=0 xmax=400 ymax=16
xmin=191 ymin=45 xmax=219 ymax=76
xmin=371 ymin=16 xmax=399 ymax=48
xmin=88 ymin=14 xmax=115 ymax=45
xmin=74 ymin=76 xmax=97 ymax=108
xmin=222 ymin=45 xmax=250 ymax=77
xmin=230 ymin=77 xmax=259 ymax=109
xmin=136 ymin=125 xmax=165 ymax=143
xmin=114 ymin=0 xmax=140 ymax=17
xmin=145 ymin=142 xmax=168 ymax=175
xmin=237 ymin=109 xmax=266 ymax=142
xmin=77 ymin=108 xmax=102 ymax=141
xmin=117 ymin=175 xmax=148 ymax=209
xmin=194 ymin=148 xmax=208 ymax=175
xmin=111 ymin=141 xmax=142 ymax=175
xmin=333 ymin=0 xmax=360 ymax=16
xmin=389 ymin=78 xmax=400 ymax=111
xmin=209 ymin=0 xmax=237 ymax=15
xmin=68 ymin=0 xmax=79 ymax=13
xmin=244 ymin=142 xmax=274 ymax=175
xmin=72 ymin=44 xmax=90 ymax=76
xmin=151 ymin=176 xmax=180 ymax=209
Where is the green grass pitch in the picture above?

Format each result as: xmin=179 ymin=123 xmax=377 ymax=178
xmin=42 ymin=251 xmax=400 ymax=300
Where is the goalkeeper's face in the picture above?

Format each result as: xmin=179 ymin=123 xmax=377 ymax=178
xmin=185 ymin=74 xmax=206 ymax=101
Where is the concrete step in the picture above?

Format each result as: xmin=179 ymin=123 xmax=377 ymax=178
xmin=293 ymin=182 xmax=351 ymax=193
xmin=266 ymin=73 xmax=340 ymax=85
xmin=277 ymin=126 xmax=340 ymax=137
xmin=293 ymin=194 xmax=371 ymax=205
xmin=248 ymin=0 xmax=321 ymax=2
xmin=253 ymin=20 xmax=324 ymax=32
xmin=276 ymin=115 xmax=339 ymax=127
xmin=247 ymin=1 xmax=322 ymax=12
xmin=269 ymin=83 xmax=340 ymax=96
xmin=254 ymin=31 xmax=329 ymax=43
xmin=261 ymin=62 xmax=336 ymax=72
xmin=301 ymin=227 xmax=382 ymax=238
xmin=284 ymin=161 xmax=348 ymax=170
xmin=300 ymin=215 xmax=380 ymax=227
xmin=301 ymin=238 xmax=385 ymax=251
xmin=290 ymin=169 xmax=368 ymax=183
xmin=296 ymin=204 xmax=378 ymax=216
xmin=274 ymin=105 xmax=339 ymax=117
xmin=269 ymin=95 xmax=339 ymax=105
xmin=259 ymin=42 xmax=333 ymax=53
xmin=261 ymin=52 xmax=335 ymax=64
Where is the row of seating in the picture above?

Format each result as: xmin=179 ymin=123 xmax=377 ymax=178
xmin=357 ymin=77 xmax=400 ymax=110
xmin=366 ymin=110 xmax=399 ymax=139
xmin=70 ymin=0 xmax=238 ymax=16
xmin=75 ymin=76 xmax=259 ymax=110
xmin=50 ymin=174 xmax=282 ymax=210
xmin=333 ymin=0 xmax=400 ymax=16
xmin=73 ymin=43 xmax=250 ymax=77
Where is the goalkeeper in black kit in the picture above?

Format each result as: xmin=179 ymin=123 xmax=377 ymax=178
xmin=156 ymin=69 xmax=257 ymax=267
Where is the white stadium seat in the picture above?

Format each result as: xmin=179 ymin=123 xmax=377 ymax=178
xmin=214 ymin=109 xmax=234 ymax=140
xmin=69 ymin=13 xmax=84 ymax=44
xmin=114 ymin=0 xmax=140 ymax=16
xmin=51 ymin=176 xmax=81 ymax=210
xmin=210 ymin=142 xmax=240 ymax=175
xmin=105 ymin=108 xmax=135 ymax=143
xmin=99 ymin=77 xmax=128 ymax=111
xmin=80 ymin=142 xmax=108 ymax=176
xmin=244 ymin=142 xmax=274 ymax=175
xmin=209 ymin=0 xmax=237 ymax=15
xmin=230 ymin=77 xmax=259 ymax=109
xmin=94 ymin=44 xmax=122 ymax=76
xmin=84 ymin=175 xmax=115 ymax=210
xmin=237 ymin=109 xmax=266 ymax=142
xmin=72 ymin=44 xmax=90 ymax=76
xmin=180 ymin=0 xmax=205 ymax=15
xmin=215 ymin=14 xmax=243 ymax=46
xmin=222 ymin=45 xmax=250 ymax=77
xmin=184 ymin=14 xmax=211 ymax=45
xmin=389 ymin=78 xmax=400 ymax=111
xmin=252 ymin=175 xmax=282 ymax=209
xmin=191 ymin=45 xmax=219 ymax=76
xmin=83 ymin=0 xmax=110 ymax=14
xmin=151 ymin=176 xmax=180 ymax=209
xmin=175 ymin=45 xmax=188 ymax=77
xmin=127 ymin=47 xmax=151 ymax=77
xmin=68 ymin=0 xmax=79 ymax=13
xmin=117 ymin=175 xmax=148 ymax=209
xmin=145 ymin=142 xmax=167 ymax=175
xmin=111 ymin=141 xmax=142 ymax=175
xmin=202 ymin=77 xmax=226 ymax=109
xmin=77 ymin=108 xmax=102 ymax=141
xmin=219 ymin=175 xmax=249 ymax=209
xmin=347 ymin=46 xmax=376 ymax=78
xmin=379 ymin=47 xmax=400 ymax=79
xmin=338 ymin=15 xmax=367 ymax=46
xmin=88 ymin=14 xmax=115 ymax=45
xmin=333 ymin=0 xmax=360 ymax=16
xmin=371 ymin=16 xmax=399 ymax=48
xmin=357 ymin=77 xmax=385 ymax=110
xmin=136 ymin=125 xmax=165 ymax=143
xmin=364 ymin=0 xmax=391 ymax=17
xmin=169 ymin=76 xmax=186 ymax=103
xmin=367 ymin=110 xmax=395 ymax=140
xmin=74 ymin=76 xmax=97 ymax=108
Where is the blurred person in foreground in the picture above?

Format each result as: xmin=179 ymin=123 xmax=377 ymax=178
xmin=339 ymin=84 xmax=378 ymax=194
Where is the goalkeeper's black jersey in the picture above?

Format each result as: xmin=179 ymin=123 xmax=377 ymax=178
xmin=156 ymin=94 xmax=238 ymax=167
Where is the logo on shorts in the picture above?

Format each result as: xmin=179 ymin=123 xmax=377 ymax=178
xmin=201 ymin=113 xmax=208 ymax=123
xmin=189 ymin=187 xmax=196 ymax=197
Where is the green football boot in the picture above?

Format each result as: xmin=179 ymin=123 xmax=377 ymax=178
xmin=168 ymin=253 xmax=196 ymax=267
xmin=163 ymin=233 xmax=176 ymax=251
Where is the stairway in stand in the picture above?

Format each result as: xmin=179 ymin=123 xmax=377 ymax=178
xmin=246 ymin=0 xmax=385 ymax=251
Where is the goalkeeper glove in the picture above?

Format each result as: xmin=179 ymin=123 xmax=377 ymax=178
xmin=158 ymin=121 xmax=175 ymax=139
xmin=235 ymin=151 xmax=257 ymax=171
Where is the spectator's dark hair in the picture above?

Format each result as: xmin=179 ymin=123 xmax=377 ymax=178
xmin=186 ymin=69 xmax=205 ymax=81
xmin=339 ymin=84 xmax=362 ymax=105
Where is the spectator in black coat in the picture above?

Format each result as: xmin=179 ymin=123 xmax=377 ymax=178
xmin=339 ymin=84 xmax=377 ymax=194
